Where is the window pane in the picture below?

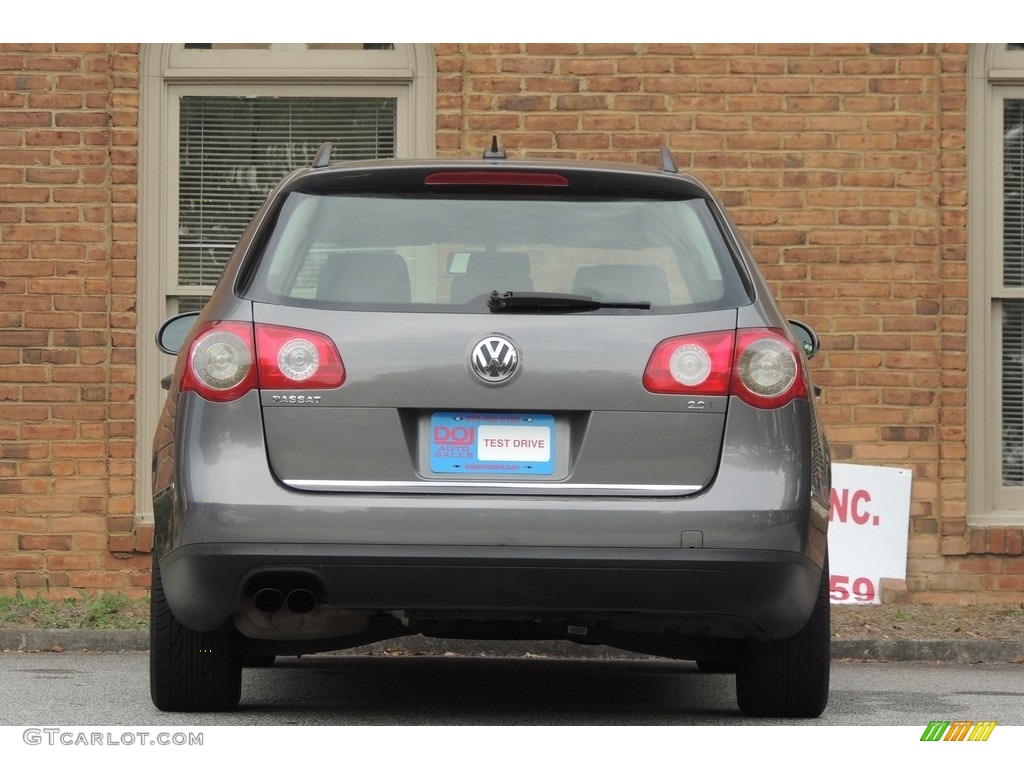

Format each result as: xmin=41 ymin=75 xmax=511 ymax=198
xmin=176 ymin=296 xmax=209 ymax=314
xmin=177 ymin=95 xmax=397 ymax=289
xmin=1003 ymin=300 xmax=1024 ymax=485
xmin=1005 ymin=103 xmax=1024 ymax=486
xmin=245 ymin=193 xmax=749 ymax=312
xmin=1003 ymin=99 xmax=1024 ymax=285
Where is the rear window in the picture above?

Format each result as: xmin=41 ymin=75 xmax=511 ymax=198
xmin=241 ymin=192 xmax=752 ymax=312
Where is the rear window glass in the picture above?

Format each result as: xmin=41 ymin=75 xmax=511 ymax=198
xmin=241 ymin=192 xmax=751 ymax=312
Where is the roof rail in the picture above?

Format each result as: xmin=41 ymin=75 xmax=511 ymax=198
xmin=660 ymin=147 xmax=678 ymax=174
xmin=311 ymin=142 xmax=332 ymax=168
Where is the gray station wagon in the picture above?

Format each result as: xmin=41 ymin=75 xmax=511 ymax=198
xmin=150 ymin=141 xmax=832 ymax=717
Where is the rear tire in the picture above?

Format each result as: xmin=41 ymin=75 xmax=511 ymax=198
xmin=735 ymin=555 xmax=830 ymax=718
xmin=150 ymin=555 xmax=242 ymax=712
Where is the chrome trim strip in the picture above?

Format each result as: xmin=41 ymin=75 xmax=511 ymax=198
xmin=281 ymin=479 xmax=703 ymax=496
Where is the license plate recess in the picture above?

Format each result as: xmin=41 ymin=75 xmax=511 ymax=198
xmin=429 ymin=412 xmax=556 ymax=475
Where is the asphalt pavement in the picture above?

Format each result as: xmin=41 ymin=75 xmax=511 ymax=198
xmin=1 ymin=627 xmax=1022 ymax=664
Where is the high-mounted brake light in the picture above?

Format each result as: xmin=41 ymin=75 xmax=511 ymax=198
xmin=180 ymin=321 xmax=344 ymax=402
xmin=424 ymin=171 xmax=570 ymax=187
xmin=643 ymin=328 xmax=808 ymax=409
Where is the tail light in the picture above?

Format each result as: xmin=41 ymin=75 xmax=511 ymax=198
xmin=181 ymin=321 xmax=345 ymax=402
xmin=182 ymin=321 xmax=258 ymax=402
xmin=643 ymin=328 xmax=807 ymax=409
xmin=642 ymin=331 xmax=734 ymax=397
xmin=733 ymin=329 xmax=807 ymax=409
xmin=255 ymin=324 xmax=345 ymax=390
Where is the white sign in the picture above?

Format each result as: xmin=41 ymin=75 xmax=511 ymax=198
xmin=478 ymin=425 xmax=551 ymax=462
xmin=827 ymin=463 xmax=912 ymax=604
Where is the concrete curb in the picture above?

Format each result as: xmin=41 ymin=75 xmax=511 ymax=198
xmin=0 ymin=629 xmax=148 ymax=653
xmin=2 ymin=629 xmax=1023 ymax=664
xmin=831 ymin=638 xmax=1024 ymax=664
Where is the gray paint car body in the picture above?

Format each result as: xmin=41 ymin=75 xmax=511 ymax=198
xmin=150 ymin=151 xmax=831 ymax=715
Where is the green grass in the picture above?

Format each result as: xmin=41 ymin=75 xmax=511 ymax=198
xmin=0 ymin=591 xmax=149 ymax=630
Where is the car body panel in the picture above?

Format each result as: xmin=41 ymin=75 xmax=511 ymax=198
xmin=252 ymin=303 xmax=737 ymax=492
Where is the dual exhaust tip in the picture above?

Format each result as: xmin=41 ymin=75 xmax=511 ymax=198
xmin=252 ymin=586 xmax=317 ymax=615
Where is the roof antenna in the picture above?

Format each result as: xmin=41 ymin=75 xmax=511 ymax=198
xmin=483 ymin=135 xmax=507 ymax=160
xmin=312 ymin=142 xmax=332 ymax=168
xmin=660 ymin=147 xmax=678 ymax=174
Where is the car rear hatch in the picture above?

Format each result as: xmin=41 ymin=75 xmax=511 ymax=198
xmin=252 ymin=303 xmax=737 ymax=496
xmin=238 ymin=170 xmax=754 ymax=497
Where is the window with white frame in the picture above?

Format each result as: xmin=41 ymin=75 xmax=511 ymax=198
xmin=137 ymin=44 xmax=435 ymax=522
xmin=969 ymin=44 xmax=1024 ymax=524
xmin=172 ymin=90 xmax=400 ymax=313
xmin=1000 ymin=97 xmax=1024 ymax=487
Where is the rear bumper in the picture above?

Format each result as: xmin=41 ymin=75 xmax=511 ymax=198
xmin=159 ymin=541 xmax=822 ymax=641
xmin=152 ymin=390 xmax=830 ymax=644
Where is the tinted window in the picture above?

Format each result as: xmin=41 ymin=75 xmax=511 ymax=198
xmin=242 ymin=192 xmax=751 ymax=312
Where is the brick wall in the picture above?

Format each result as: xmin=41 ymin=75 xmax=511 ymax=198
xmin=0 ymin=43 xmax=145 ymax=598
xmin=0 ymin=42 xmax=1020 ymax=603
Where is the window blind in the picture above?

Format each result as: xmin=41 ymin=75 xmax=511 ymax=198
xmin=1003 ymin=300 xmax=1024 ymax=485
xmin=177 ymin=95 xmax=398 ymax=289
xmin=1005 ymin=100 xmax=1024 ymax=286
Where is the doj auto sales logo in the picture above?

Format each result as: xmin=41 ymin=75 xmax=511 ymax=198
xmin=470 ymin=335 xmax=520 ymax=384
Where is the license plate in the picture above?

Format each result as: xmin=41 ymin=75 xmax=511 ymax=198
xmin=429 ymin=412 xmax=555 ymax=475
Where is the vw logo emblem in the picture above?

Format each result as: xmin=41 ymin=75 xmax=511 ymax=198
xmin=470 ymin=335 xmax=519 ymax=384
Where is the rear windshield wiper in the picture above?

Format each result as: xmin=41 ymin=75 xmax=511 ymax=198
xmin=487 ymin=290 xmax=652 ymax=313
